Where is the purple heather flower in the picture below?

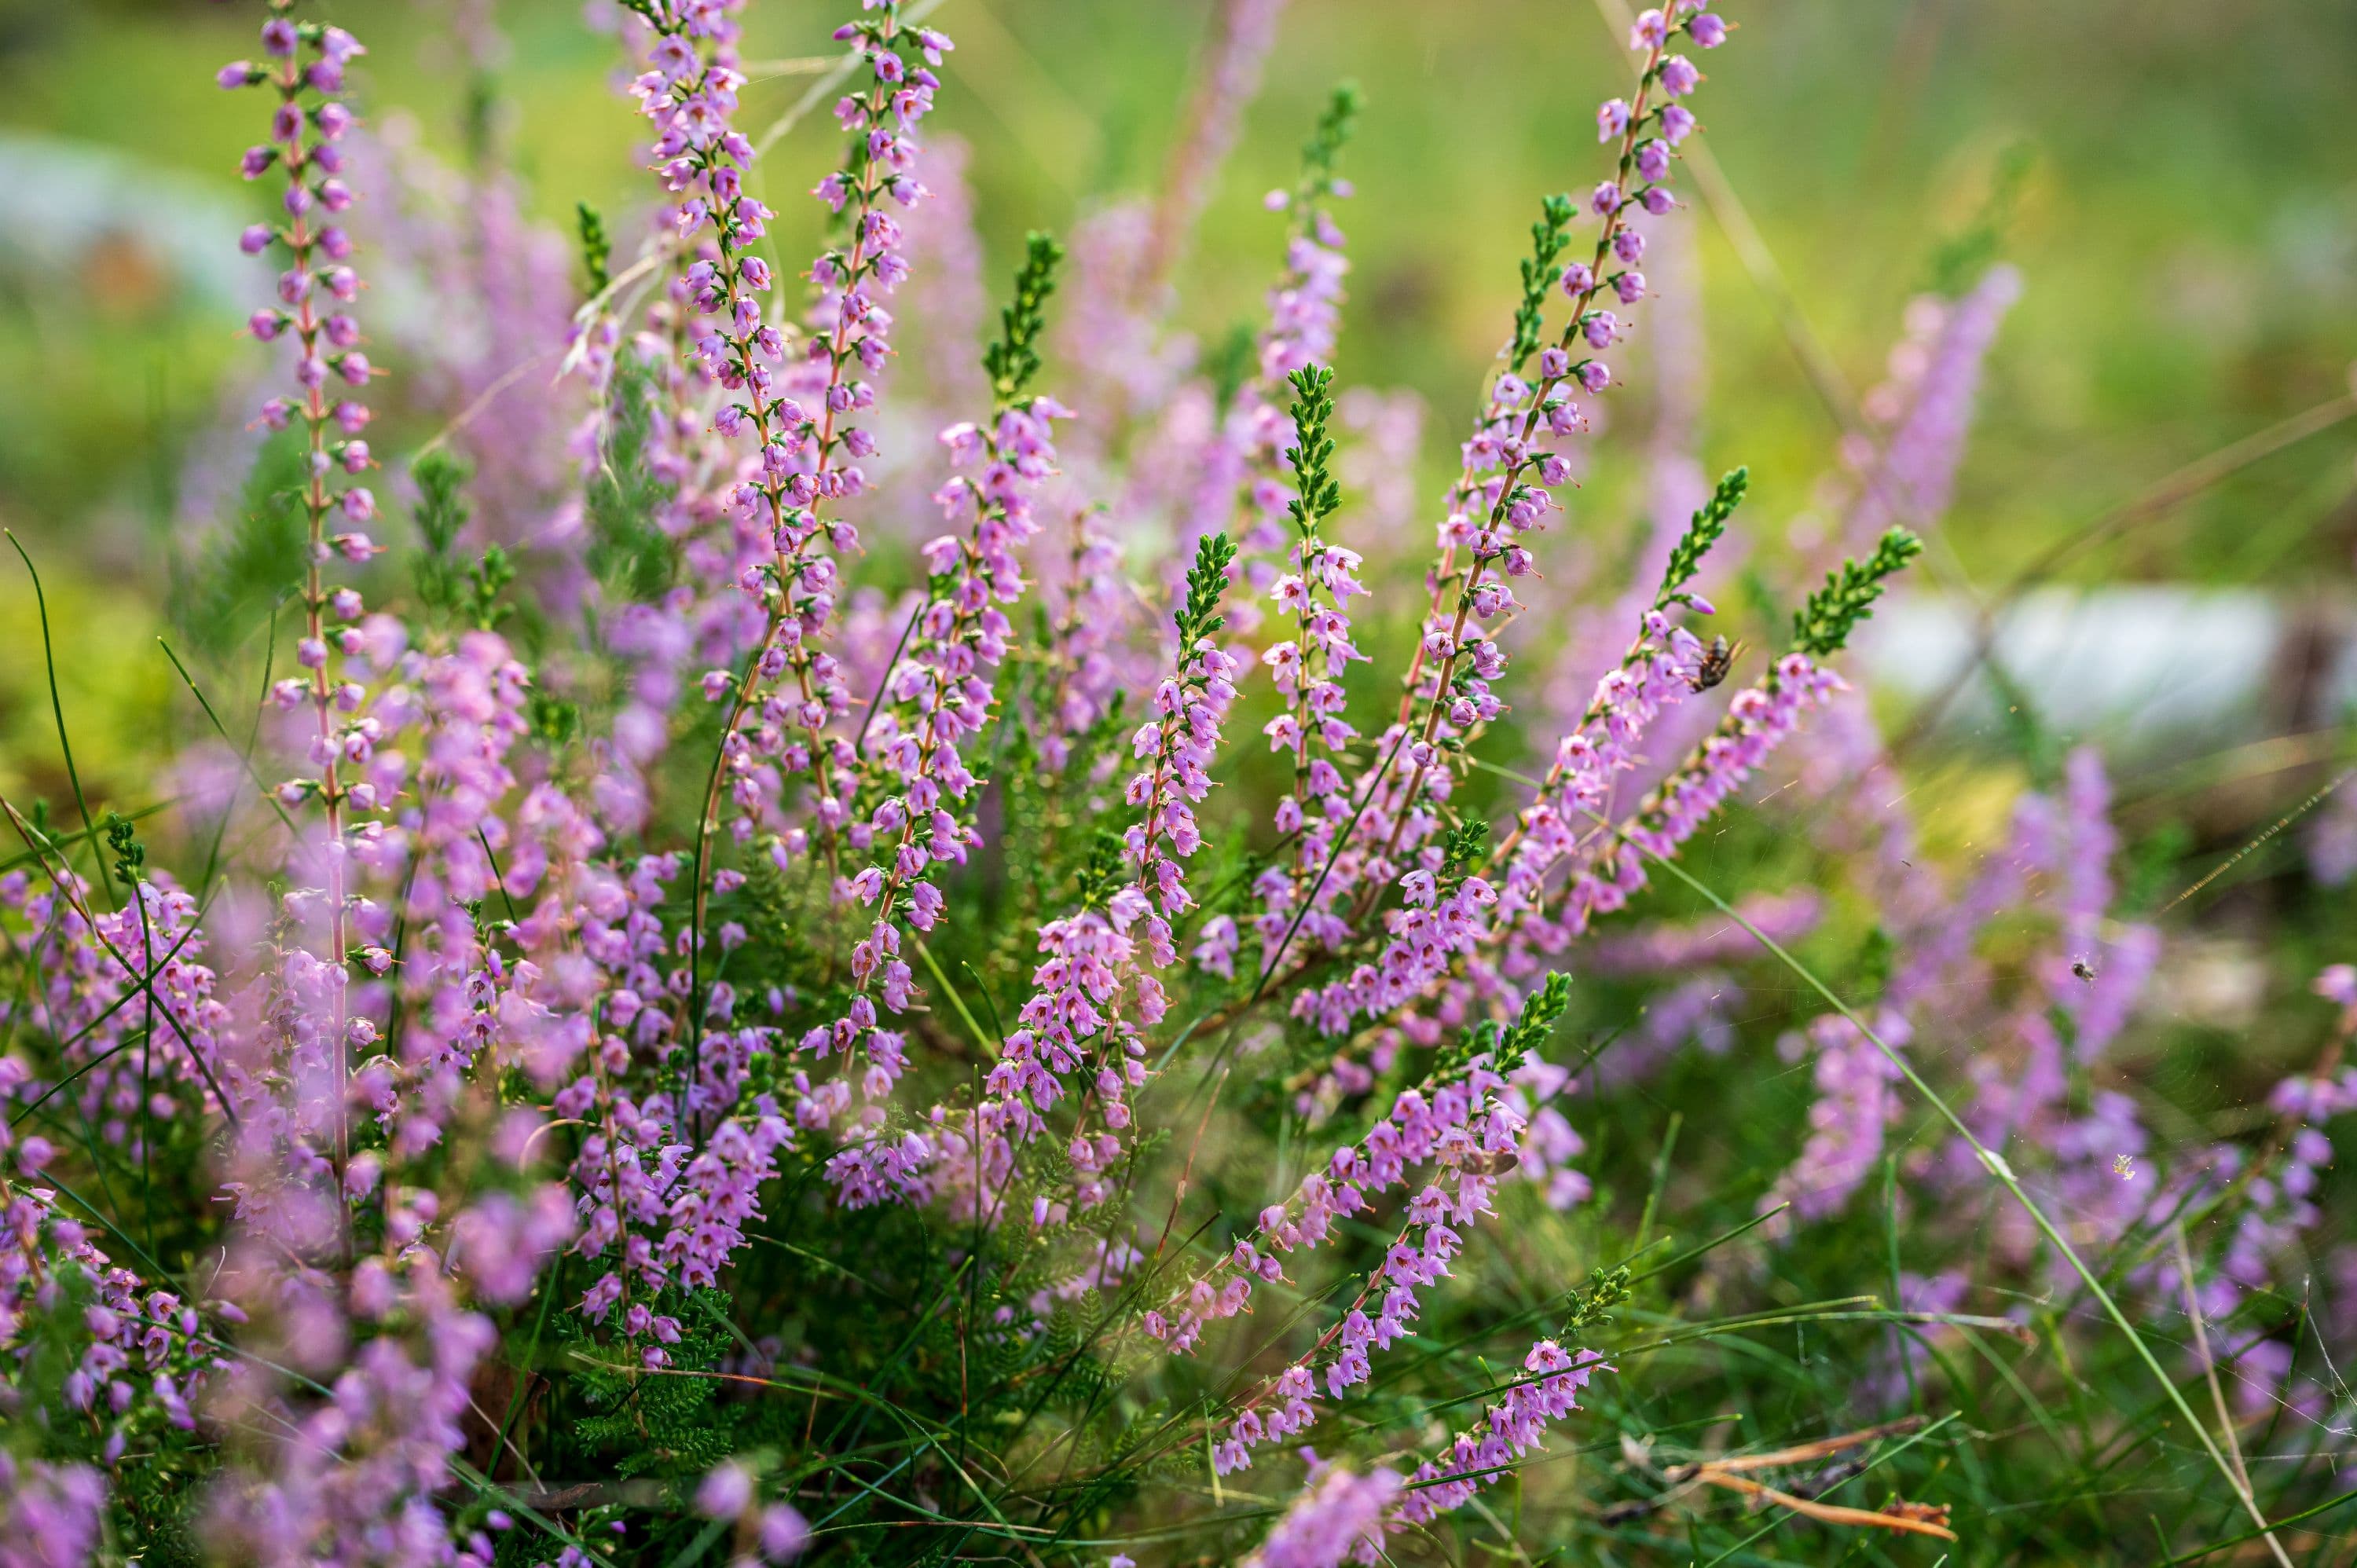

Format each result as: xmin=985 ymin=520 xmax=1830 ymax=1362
xmin=816 ymin=394 xmax=1071 ymax=1188
xmin=1845 ymin=265 xmax=2020 ymax=551
xmin=946 ymin=608 xmax=1241 ymax=1218
xmin=697 ymin=1461 xmax=756 ymax=1519
xmin=1761 ymin=1010 xmax=1908 ymax=1227
xmin=1387 ymin=1343 xmax=1612 ymax=1531
xmin=758 ymin=1504 xmax=810 ymax=1562
xmin=1304 ymin=9 xmax=1738 ymax=978
xmin=1243 ymin=1456 xmax=1403 ymax=1568
xmin=632 ymin=0 xmax=951 ymax=897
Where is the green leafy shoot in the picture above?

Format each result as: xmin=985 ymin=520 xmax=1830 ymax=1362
xmin=409 ymin=452 xmax=514 ymax=632
xmin=1508 ymin=194 xmax=1577 ymax=372
xmin=983 ymin=230 xmax=1065 ymax=409
xmin=100 ymin=809 xmax=146 ymax=892
xmin=1791 ymin=526 xmax=1925 ymax=658
xmin=412 ymin=448 xmax=471 ymax=561
xmin=1494 ymin=969 xmax=1574 ymax=1074
xmin=563 ymin=1288 xmax=742 ymax=1481
xmin=1281 ymin=364 xmax=1342 ymax=537
xmin=1175 ymin=531 xmax=1238 ymax=650
xmin=576 ymin=200 xmax=611 ymax=296
xmin=527 ymin=687 xmax=583 ymax=751
xmin=1655 ymin=465 xmax=1747 ymax=610
xmin=1438 ymin=818 xmax=1490 ymax=881
xmin=582 ymin=356 xmax=676 ymax=606
xmin=1435 ymin=969 xmax=1573 ymax=1083
xmin=1294 ymin=80 xmax=1362 ymax=211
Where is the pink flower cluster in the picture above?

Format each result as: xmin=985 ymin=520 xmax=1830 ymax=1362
xmin=0 ymin=871 xmax=233 ymax=1144
xmin=1292 ymin=854 xmax=1497 ymax=1037
xmin=1208 ymin=1066 xmax=1524 ymax=1474
xmin=2 ymin=1072 xmax=222 ymax=1460
xmin=551 ymin=848 xmax=795 ymax=1354
xmin=821 ymin=393 xmax=1072 ymax=1203
xmin=1537 ymin=652 xmax=1841 ymax=951
xmin=1392 ymin=1340 xmax=1614 ymax=1524
xmin=963 ymin=573 xmax=1242 ymax=1217
xmin=2185 ymin=963 xmax=2357 ymax=1373
xmin=1146 ymin=1057 xmax=1508 ymax=1363
xmin=1328 ymin=603 xmax=1713 ymax=1039
xmin=1240 ymin=1453 xmax=1402 ymax=1568
xmin=220 ymin=4 xmax=386 ymax=1174
xmin=643 ymin=1 xmax=950 ymax=872
xmin=1238 ymin=1340 xmax=1614 ymax=1568
xmin=1333 ymin=1 xmax=1729 ymax=934
xmin=1761 ymin=1009 xmax=1910 ymax=1228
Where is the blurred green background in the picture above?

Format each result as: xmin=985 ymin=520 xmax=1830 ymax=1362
xmin=1 ymin=0 xmax=2353 ymax=810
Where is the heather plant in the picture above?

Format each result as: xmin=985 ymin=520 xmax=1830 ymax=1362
xmin=0 ymin=2 xmax=2353 ymax=1566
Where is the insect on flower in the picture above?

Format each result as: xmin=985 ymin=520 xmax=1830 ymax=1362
xmin=2072 ymin=958 xmax=2098 ymax=983
xmin=1688 ymin=634 xmax=1741 ymax=692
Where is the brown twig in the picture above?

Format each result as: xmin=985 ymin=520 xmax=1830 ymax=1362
xmin=1618 ymin=1416 xmax=1960 ymax=1543
xmin=1695 ymin=1469 xmax=1957 ymax=1541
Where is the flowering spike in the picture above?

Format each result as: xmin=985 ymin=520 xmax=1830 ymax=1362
xmin=222 ymin=0 xmax=383 ymax=1203
xmin=950 ymin=530 xmax=1241 ymax=1216
xmin=1297 ymin=4 xmax=1739 ymax=972
xmin=819 ymin=243 xmax=1074 ymax=1189
xmin=640 ymin=0 xmax=949 ymax=896
xmin=1151 ymin=974 xmax=1570 ymax=1392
